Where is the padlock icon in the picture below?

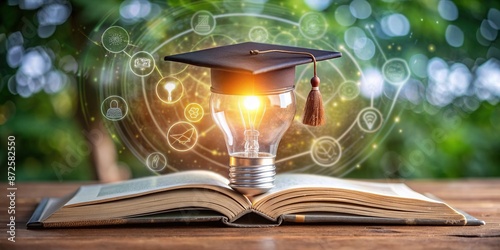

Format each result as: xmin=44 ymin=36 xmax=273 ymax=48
xmin=106 ymin=100 xmax=123 ymax=119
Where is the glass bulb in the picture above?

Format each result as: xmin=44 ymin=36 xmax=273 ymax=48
xmin=210 ymin=90 xmax=296 ymax=195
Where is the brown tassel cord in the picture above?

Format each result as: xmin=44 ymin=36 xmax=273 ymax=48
xmin=249 ymin=49 xmax=325 ymax=126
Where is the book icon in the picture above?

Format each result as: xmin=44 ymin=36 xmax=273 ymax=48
xmin=195 ymin=15 xmax=211 ymax=33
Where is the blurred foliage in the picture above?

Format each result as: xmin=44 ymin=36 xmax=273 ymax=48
xmin=359 ymin=103 xmax=500 ymax=179
xmin=0 ymin=3 xmax=88 ymax=181
xmin=0 ymin=0 xmax=499 ymax=181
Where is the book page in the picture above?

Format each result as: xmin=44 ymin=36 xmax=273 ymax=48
xmin=252 ymin=173 xmax=440 ymax=203
xmin=65 ymin=170 xmax=235 ymax=206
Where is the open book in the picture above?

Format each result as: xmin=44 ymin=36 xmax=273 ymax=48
xmin=27 ymin=170 xmax=484 ymax=228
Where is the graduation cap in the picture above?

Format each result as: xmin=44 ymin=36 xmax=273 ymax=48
xmin=164 ymin=42 xmax=341 ymax=126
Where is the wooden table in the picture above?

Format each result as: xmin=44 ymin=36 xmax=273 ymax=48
xmin=1 ymin=179 xmax=499 ymax=249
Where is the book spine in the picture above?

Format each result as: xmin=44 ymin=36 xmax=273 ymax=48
xmin=41 ymin=214 xmax=227 ymax=228
xmin=281 ymin=214 xmax=468 ymax=226
xmin=43 ymin=219 xmax=128 ymax=228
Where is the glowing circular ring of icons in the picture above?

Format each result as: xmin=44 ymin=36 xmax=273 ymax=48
xmin=382 ymin=58 xmax=411 ymax=86
xmin=357 ymin=107 xmax=383 ymax=133
xmin=101 ymin=95 xmax=128 ymax=121
xmin=101 ymin=26 xmax=129 ymax=53
xmin=93 ymin=9 xmax=403 ymax=177
xmin=167 ymin=121 xmax=198 ymax=152
xmin=248 ymin=26 xmax=269 ymax=43
xmin=191 ymin=10 xmax=216 ymax=35
xmin=310 ymin=136 xmax=342 ymax=167
xmin=129 ymin=51 xmax=156 ymax=77
xmin=299 ymin=12 xmax=328 ymax=40
xmin=146 ymin=152 xmax=167 ymax=172
xmin=184 ymin=103 xmax=204 ymax=122
xmin=339 ymin=80 xmax=360 ymax=101
xmin=156 ymin=76 xmax=184 ymax=104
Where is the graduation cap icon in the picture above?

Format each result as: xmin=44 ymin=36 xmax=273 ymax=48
xmin=164 ymin=42 xmax=341 ymax=126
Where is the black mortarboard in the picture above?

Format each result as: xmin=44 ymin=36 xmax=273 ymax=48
xmin=164 ymin=42 xmax=341 ymax=95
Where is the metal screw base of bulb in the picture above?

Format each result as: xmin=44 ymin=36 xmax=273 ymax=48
xmin=228 ymin=155 xmax=275 ymax=196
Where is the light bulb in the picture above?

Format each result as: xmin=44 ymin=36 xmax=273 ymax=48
xmin=164 ymin=82 xmax=176 ymax=102
xmin=210 ymin=90 xmax=296 ymax=195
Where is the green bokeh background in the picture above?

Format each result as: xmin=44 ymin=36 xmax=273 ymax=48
xmin=1 ymin=0 xmax=499 ymax=181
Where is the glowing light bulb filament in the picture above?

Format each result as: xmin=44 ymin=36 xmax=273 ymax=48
xmin=240 ymin=96 xmax=264 ymax=157
xmin=243 ymin=96 xmax=260 ymax=110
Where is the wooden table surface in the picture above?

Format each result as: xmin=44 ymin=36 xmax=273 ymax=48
xmin=1 ymin=179 xmax=499 ymax=249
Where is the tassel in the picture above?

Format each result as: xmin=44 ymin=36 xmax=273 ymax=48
xmin=249 ymin=48 xmax=326 ymax=126
xmin=302 ymin=76 xmax=325 ymax=126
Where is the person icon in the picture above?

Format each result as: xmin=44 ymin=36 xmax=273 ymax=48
xmin=101 ymin=95 xmax=128 ymax=121
xmin=106 ymin=100 xmax=123 ymax=119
